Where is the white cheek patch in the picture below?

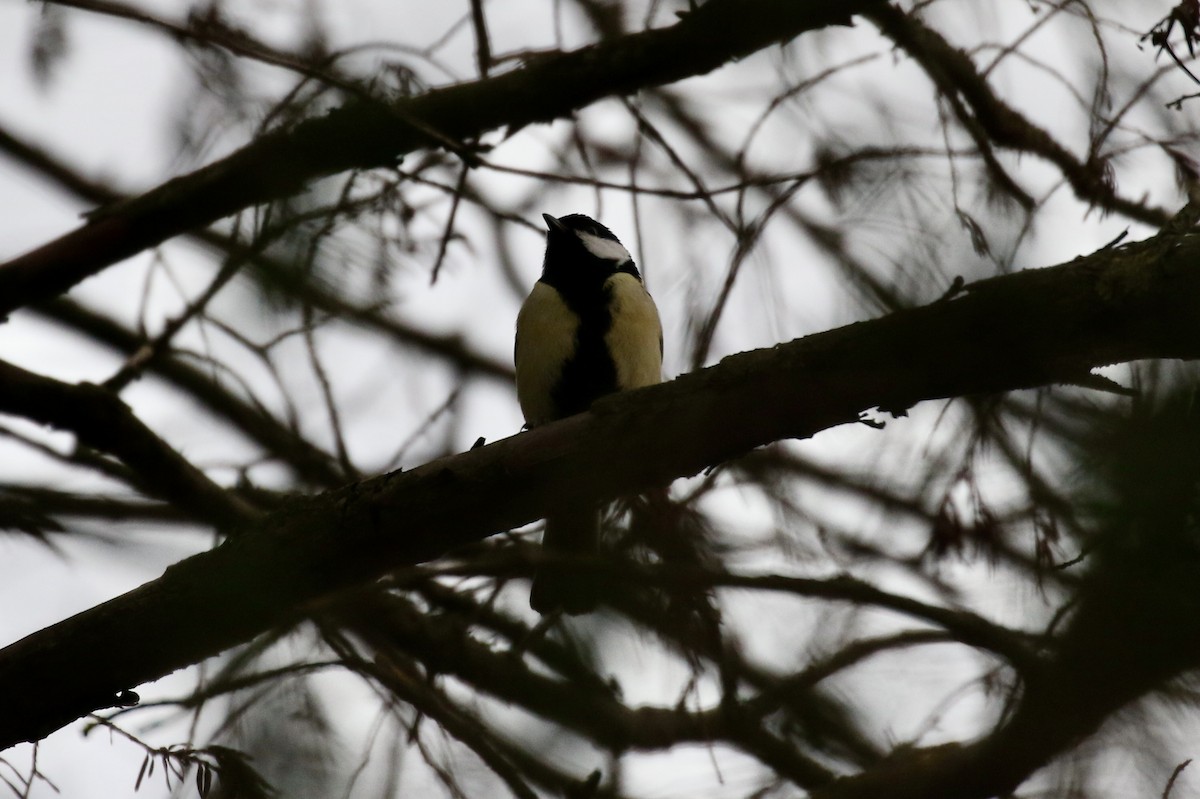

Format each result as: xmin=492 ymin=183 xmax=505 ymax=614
xmin=577 ymin=231 xmax=631 ymax=264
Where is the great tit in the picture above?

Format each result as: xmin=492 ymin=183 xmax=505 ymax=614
xmin=515 ymin=213 xmax=663 ymax=614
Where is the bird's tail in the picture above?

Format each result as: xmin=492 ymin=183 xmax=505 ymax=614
xmin=529 ymin=506 xmax=600 ymax=615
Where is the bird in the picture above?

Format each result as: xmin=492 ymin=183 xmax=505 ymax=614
xmin=515 ymin=213 xmax=663 ymax=614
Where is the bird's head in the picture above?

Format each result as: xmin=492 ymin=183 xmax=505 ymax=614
xmin=542 ymin=213 xmax=633 ymax=268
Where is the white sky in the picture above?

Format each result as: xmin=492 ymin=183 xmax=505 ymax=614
xmin=0 ymin=0 xmax=1195 ymax=797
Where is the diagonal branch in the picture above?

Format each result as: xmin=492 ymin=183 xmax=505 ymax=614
xmin=32 ymin=298 xmax=346 ymax=488
xmin=865 ymin=4 xmax=1169 ymax=226
xmin=0 ymin=0 xmax=877 ymax=319
xmin=0 ymin=120 xmax=514 ymax=384
xmin=0 ymin=222 xmax=1199 ymax=751
xmin=0 ymin=359 xmax=257 ymax=528
xmin=333 ymin=591 xmax=838 ymax=787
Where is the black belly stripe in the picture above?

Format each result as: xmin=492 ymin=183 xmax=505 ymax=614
xmin=541 ymin=277 xmax=619 ymax=420
xmin=553 ymin=319 xmax=617 ymax=418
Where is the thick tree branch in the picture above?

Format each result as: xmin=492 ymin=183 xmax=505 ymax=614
xmin=0 ymin=0 xmax=876 ymax=319
xmin=1 ymin=225 xmax=1199 ymax=751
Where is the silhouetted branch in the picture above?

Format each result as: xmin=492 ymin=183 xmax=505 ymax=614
xmin=0 ymin=359 xmax=257 ymax=529
xmin=866 ymin=4 xmax=1169 ymax=225
xmin=1 ymin=220 xmax=1198 ymax=750
xmin=0 ymin=118 xmax=514 ymax=387
xmin=33 ymin=298 xmax=346 ymax=487
xmin=0 ymin=0 xmax=879 ymax=318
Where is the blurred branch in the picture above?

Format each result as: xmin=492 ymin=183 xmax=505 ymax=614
xmin=320 ymin=626 xmax=540 ymax=799
xmin=695 ymin=572 xmax=1034 ymax=669
xmin=33 ymin=298 xmax=347 ymax=487
xmin=0 ymin=417 xmax=139 ymax=487
xmin=41 ymin=0 xmax=345 ymax=88
xmin=0 ymin=358 xmax=257 ymax=529
xmin=808 ymin=387 xmax=1200 ymax=799
xmin=0 ymin=124 xmax=115 ymax=205
xmin=414 ymin=581 xmax=612 ymax=689
xmin=100 ymin=233 xmax=270 ymax=394
xmin=0 ymin=0 xmax=879 ymax=317
xmin=477 ymin=144 xmax=953 ymax=199
xmin=446 ymin=548 xmax=1031 ymax=666
xmin=1 ymin=219 xmax=1199 ymax=749
xmin=0 ymin=486 xmax=184 ymax=526
xmin=865 ymin=4 xmax=1169 ymax=225
xmin=0 ymin=118 xmax=514 ymax=383
xmin=421 ymin=572 xmax=886 ymax=778
xmin=0 ymin=119 xmax=509 ymax=491
xmin=602 ymin=578 xmax=888 ymax=766
xmin=333 ymin=592 xmax=838 ymax=787
xmin=469 ymin=0 xmax=492 ymax=79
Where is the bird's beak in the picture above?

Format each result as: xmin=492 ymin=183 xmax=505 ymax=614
xmin=542 ymin=213 xmax=567 ymax=233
